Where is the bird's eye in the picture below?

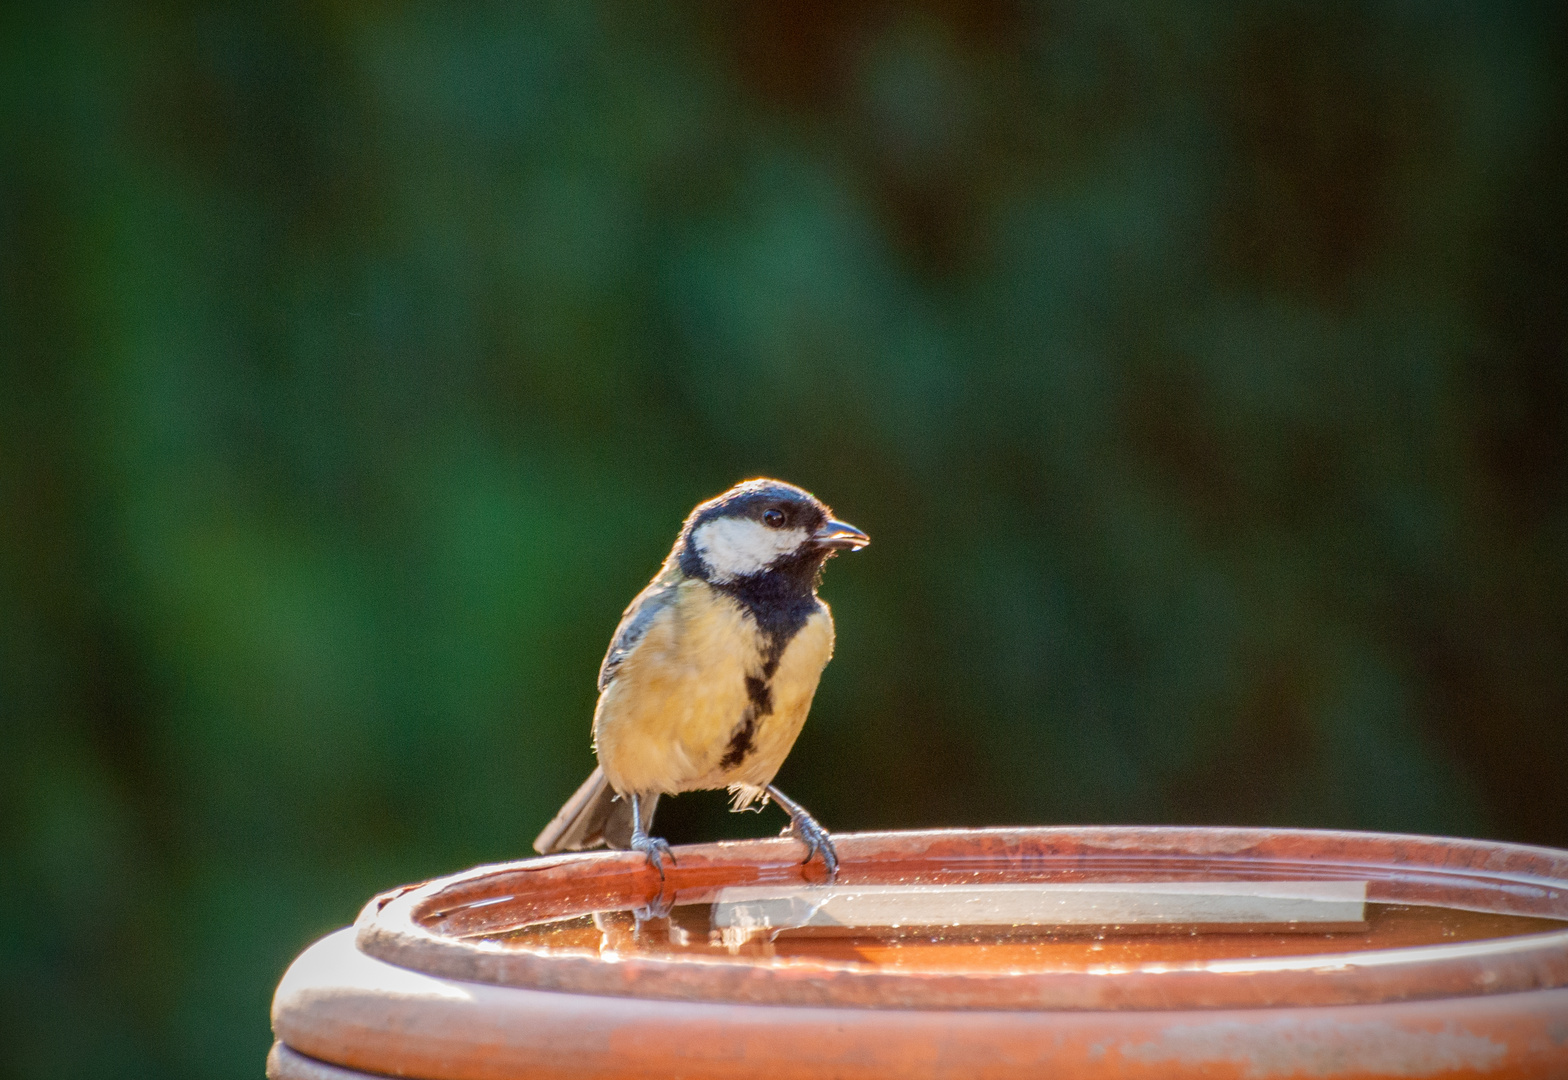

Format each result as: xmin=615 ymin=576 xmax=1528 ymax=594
xmin=762 ymin=508 xmax=786 ymax=528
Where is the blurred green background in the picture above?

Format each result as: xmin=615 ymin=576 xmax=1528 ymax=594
xmin=3 ymin=0 xmax=1566 ymax=1075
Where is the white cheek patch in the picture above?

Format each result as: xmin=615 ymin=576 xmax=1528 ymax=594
xmin=693 ymin=518 xmax=809 ymax=582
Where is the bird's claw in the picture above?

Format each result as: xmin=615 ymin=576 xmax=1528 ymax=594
xmin=630 ymin=833 xmax=675 ymax=879
xmin=633 ymin=890 xmax=675 ymax=922
xmin=783 ymin=814 xmax=839 ymax=882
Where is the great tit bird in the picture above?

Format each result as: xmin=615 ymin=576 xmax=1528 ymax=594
xmin=533 ymin=479 xmax=868 ymax=878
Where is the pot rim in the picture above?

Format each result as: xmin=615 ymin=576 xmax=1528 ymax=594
xmin=356 ymin=825 xmax=1568 ymax=1011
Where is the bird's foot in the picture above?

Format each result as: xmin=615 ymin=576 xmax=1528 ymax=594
xmin=782 ymin=811 xmax=838 ymax=882
xmin=633 ymin=890 xmax=675 ymax=922
xmin=629 ymin=831 xmax=675 ymax=879
xmin=765 ymin=784 xmax=839 ymax=882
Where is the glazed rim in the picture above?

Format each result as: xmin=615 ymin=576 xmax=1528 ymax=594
xmin=356 ymin=826 xmax=1568 ymax=1011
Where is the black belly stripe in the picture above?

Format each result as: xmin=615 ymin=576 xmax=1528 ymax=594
xmin=718 ymin=710 xmax=755 ymax=770
xmin=720 ymin=675 xmax=774 ymax=770
xmin=744 ymin=675 xmax=772 ymax=714
xmin=706 ymin=558 xmax=822 ymax=774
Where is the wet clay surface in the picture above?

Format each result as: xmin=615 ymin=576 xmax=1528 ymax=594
xmin=485 ymin=901 xmax=1568 ymax=973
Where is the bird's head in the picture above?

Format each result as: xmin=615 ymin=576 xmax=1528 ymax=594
xmin=676 ymin=479 xmax=868 ymax=588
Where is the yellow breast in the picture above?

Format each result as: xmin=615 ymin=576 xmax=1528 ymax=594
xmin=592 ymin=582 xmax=834 ymax=799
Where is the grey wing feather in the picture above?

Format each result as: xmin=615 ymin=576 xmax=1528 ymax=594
xmin=598 ymin=576 xmax=681 ymax=692
xmin=536 ymin=571 xmax=681 ymax=855
xmin=533 ymin=766 xmax=660 ymax=853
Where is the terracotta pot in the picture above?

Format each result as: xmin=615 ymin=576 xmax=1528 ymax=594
xmin=269 ymin=826 xmax=1568 ymax=1079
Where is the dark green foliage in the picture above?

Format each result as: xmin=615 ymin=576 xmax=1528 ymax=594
xmin=2 ymin=2 xmax=1565 ymax=1075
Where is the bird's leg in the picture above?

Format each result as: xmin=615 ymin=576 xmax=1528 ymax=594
xmin=627 ymin=792 xmax=675 ymax=879
xmin=765 ymin=785 xmax=838 ymax=881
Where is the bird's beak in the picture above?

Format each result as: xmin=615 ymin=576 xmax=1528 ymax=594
xmin=812 ymin=519 xmax=870 ymax=551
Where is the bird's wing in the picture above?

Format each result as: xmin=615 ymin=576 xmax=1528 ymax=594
xmin=532 ymin=765 xmax=661 ymax=853
xmin=597 ymin=572 xmax=682 ymax=692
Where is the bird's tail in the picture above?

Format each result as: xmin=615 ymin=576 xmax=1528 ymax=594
xmin=532 ymin=766 xmax=659 ymax=854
